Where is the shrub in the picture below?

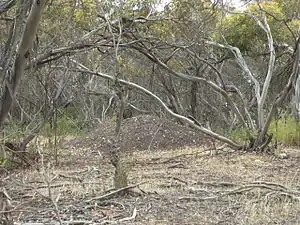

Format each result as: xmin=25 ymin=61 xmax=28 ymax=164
xmin=42 ymin=115 xmax=86 ymax=137
xmin=269 ymin=116 xmax=300 ymax=146
xmin=229 ymin=127 xmax=254 ymax=143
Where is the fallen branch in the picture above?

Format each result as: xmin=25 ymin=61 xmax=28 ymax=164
xmin=118 ymin=207 xmax=137 ymax=222
xmin=192 ymin=181 xmax=238 ymax=187
xmin=179 ymin=181 xmax=300 ymax=201
xmin=20 ymin=181 xmax=104 ymax=191
xmin=85 ymin=181 xmax=147 ymax=202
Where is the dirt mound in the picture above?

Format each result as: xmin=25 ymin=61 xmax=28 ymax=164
xmin=68 ymin=115 xmax=210 ymax=153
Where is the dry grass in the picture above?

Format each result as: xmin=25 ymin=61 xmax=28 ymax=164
xmin=2 ymin=145 xmax=300 ymax=224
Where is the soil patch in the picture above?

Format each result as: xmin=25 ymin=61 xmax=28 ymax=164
xmin=67 ymin=115 xmax=211 ymax=153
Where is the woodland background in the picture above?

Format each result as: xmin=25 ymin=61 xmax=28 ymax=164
xmin=0 ymin=1 xmax=300 ymax=224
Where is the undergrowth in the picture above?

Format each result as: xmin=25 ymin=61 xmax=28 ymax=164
xmin=42 ymin=115 xmax=87 ymax=137
xmin=229 ymin=127 xmax=254 ymax=143
xmin=269 ymin=116 xmax=300 ymax=146
xmin=229 ymin=115 xmax=300 ymax=146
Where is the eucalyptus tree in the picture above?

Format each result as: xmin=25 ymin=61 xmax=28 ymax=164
xmin=67 ymin=0 xmax=300 ymax=151
xmin=0 ymin=0 xmax=47 ymax=127
xmin=1 ymin=0 xmax=299 ymax=154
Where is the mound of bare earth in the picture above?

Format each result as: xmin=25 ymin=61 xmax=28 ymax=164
xmin=67 ymin=115 xmax=212 ymax=153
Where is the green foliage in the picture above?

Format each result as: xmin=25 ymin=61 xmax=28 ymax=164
xmin=111 ymin=115 xmax=117 ymax=122
xmin=73 ymin=0 xmax=97 ymax=28
xmin=118 ymin=55 xmax=145 ymax=77
xmin=149 ymin=20 xmax=178 ymax=39
xmin=274 ymin=0 xmax=300 ymax=18
xmin=269 ymin=116 xmax=300 ymax=146
xmin=42 ymin=115 xmax=85 ymax=137
xmin=168 ymin=0 xmax=217 ymax=39
xmin=2 ymin=107 xmax=84 ymax=143
xmin=141 ymin=0 xmax=217 ymax=40
xmin=43 ymin=0 xmax=97 ymax=32
xmin=2 ymin=120 xmax=39 ymax=141
xmin=229 ymin=127 xmax=254 ymax=143
xmin=218 ymin=1 xmax=300 ymax=52
xmin=167 ymin=59 xmax=185 ymax=73
xmin=63 ymin=106 xmax=79 ymax=120
xmin=0 ymin=158 xmax=8 ymax=167
xmin=42 ymin=107 xmax=86 ymax=137
xmin=171 ymin=0 xmax=214 ymax=21
xmin=101 ymin=0 xmax=159 ymax=20
xmin=3 ymin=121 xmax=24 ymax=140
xmin=229 ymin=116 xmax=300 ymax=146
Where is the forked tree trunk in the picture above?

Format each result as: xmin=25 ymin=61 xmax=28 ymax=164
xmin=254 ymin=37 xmax=300 ymax=150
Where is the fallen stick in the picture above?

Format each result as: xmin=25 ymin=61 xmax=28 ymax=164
xmin=85 ymin=181 xmax=147 ymax=202
xmin=118 ymin=207 xmax=137 ymax=222
xmin=179 ymin=181 xmax=300 ymax=201
xmin=21 ymin=181 xmax=105 ymax=191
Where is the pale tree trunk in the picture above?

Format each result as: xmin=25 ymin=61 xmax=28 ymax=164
xmin=260 ymin=37 xmax=300 ymax=142
xmin=207 ymin=33 xmax=300 ymax=150
xmin=206 ymin=12 xmax=279 ymax=150
xmin=295 ymin=66 xmax=300 ymax=120
xmin=208 ymin=13 xmax=275 ymax=131
xmin=0 ymin=0 xmax=46 ymax=128
xmin=0 ymin=0 xmax=31 ymax=81
xmin=256 ymin=15 xmax=276 ymax=131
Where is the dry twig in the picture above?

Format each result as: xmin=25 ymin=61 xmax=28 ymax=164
xmin=85 ymin=181 xmax=147 ymax=203
xmin=179 ymin=181 xmax=300 ymax=201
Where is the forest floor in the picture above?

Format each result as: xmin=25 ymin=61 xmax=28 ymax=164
xmin=2 ymin=115 xmax=300 ymax=225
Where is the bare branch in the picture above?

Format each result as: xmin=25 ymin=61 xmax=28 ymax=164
xmin=206 ymin=40 xmax=261 ymax=101
xmin=131 ymin=45 xmax=249 ymax=128
xmin=68 ymin=60 xmax=243 ymax=149
xmin=0 ymin=0 xmax=16 ymax=13
xmin=258 ymin=14 xmax=276 ymax=129
xmin=207 ymin=10 xmax=276 ymax=130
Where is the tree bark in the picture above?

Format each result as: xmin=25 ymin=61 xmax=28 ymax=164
xmin=0 ymin=0 xmax=46 ymax=128
xmin=257 ymin=37 xmax=300 ymax=147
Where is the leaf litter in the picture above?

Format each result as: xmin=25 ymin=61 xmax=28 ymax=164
xmin=1 ymin=115 xmax=300 ymax=224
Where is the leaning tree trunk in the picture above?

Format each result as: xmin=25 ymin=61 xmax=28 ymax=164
xmin=256 ymin=37 xmax=300 ymax=149
xmin=0 ymin=0 xmax=46 ymax=128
